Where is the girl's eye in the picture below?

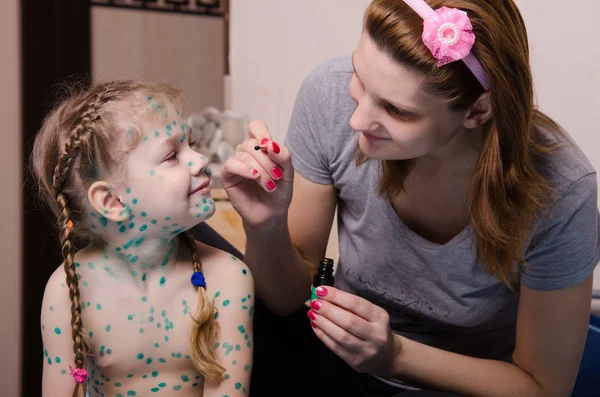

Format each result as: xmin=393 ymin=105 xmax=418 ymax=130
xmin=385 ymin=104 xmax=406 ymax=118
xmin=189 ymin=140 xmax=197 ymax=147
xmin=164 ymin=152 xmax=177 ymax=162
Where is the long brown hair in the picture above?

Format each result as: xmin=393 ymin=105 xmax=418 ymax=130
xmin=361 ymin=0 xmax=560 ymax=286
xmin=31 ymin=81 xmax=224 ymax=396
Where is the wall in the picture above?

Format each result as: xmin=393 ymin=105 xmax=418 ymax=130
xmin=92 ymin=7 xmax=225 ymax=114
xmin=0 ymin=0 xmax=22 ymax=396
xmin=230 ymin=0 xmax=600 ymax=289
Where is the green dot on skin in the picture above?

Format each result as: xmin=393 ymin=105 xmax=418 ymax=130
xmin=106 ymin=325 xmax=111 ymax=332
xmin=54 ymin=327 xmax=61 ymax=335
xmin=151 ymin=388 xmax=159 ymax=392
xmin=173 ymin=385 xmax=182 ymax=391
xmin=159 ymin=382 xmax=167 ymax=387
xmin=223 ymin=299 xmax=230 ymax=306
xmin=235 ymin=382 xmax=242 ymax=390
xmin=127 ymin=392 xmax=136 ymax=396
xmin=137 ymin=353 xmax=144 ymax=360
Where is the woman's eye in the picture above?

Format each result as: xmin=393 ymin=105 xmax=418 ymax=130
xmin=189 ymin=140 xmax=197 ymax=147
xmin=385 ymin=104 xmax=406 ymax=118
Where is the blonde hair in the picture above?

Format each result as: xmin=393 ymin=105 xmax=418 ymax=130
xmin=358 ymin=0 xmax=561 ymax=286
xmin=31 ymin=80 xmax=224 ymax=397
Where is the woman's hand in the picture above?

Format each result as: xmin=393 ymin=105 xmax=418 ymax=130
xmin=308 ymin=286 xmax=402 ymax=376
xmin=221 ymin=120 xmax=295 ymax=227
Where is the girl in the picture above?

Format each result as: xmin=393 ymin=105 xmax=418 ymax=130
xmin=33 ymin=81 xmax=254 ymax=397
xmin=221 ymin=0 xmax=598 ymax=395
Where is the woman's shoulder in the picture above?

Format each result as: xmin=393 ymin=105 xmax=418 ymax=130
xmin=533 ymin=121 xmax=597 ymax=195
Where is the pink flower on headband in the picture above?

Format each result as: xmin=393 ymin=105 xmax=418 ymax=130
xmin=422 ymin=6 xmax=476 ymax=67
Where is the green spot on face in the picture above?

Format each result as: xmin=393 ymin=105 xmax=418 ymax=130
xmin=54 ymin=327 xmax=61 ymax=335
xmin=116 ymin=382 xmax=121 ymax=386
xmin=99 ymin=216 xmax=108 ymax=227
xmin=165 ymin=216 xmax=171 ymax=221
xmin=215 ymin=291 xmax=220 ymax=298
xmin=150 ymin=307 xmax=155 ymax=314
xmin=139 ymin=328 xmax=144 ymax=334
xmin=140 ymin=225 xmax=148 ymax=232
xmin=181 ymin=375 xmax=189 ymax=382
xmin=119 ymin=225 xmax=127 ymax=233
xmin=223 ymin=300 xmax=230 ymax=306
xmin=242 ymin=269 xmax=247 ymax=275
xmin=244 ymin=364 xmax=249 ymax=371
xmin=150 ymin=170 xmax=156 ymax=176
xmin=137 ymin=353 xmax=144 ymax=360
xmin=125 ymin=188 xmax=131 ymax=194
xmin=154 ymin=342 xmax=160 ymax=348
xmin=127 ymin=374 xmax=134 ymax=378
xmin=151 ymin=387 xmax=159 ymax=392
xmin=182 ymin=300 xmax=187 ymax=305
xmin=161 ymin=310 xmax=166 ymax=317
xmin=142 ymin=273 xmax=147 ymax=282
xmin=160 ymin=276 xmax=166 ymax=286
xmin=159 ymin=358 xmax=166 ymax=363
xmin=187 ymin=161 xmax=193 ymax=166
xmin=142 ymin=296 xmax=147 ymax=302
xmin=89 ymin=331 xmax=93 ymax=337
xmin=61 ymin=369 xmax=67 ymax=375
xmin=128 ymin=314 xmax=134 ymax=320
xmin=154 ymin=130 xmax=159 ymax=137
xmin=164 ymin=336 xmax=169 ymax=342
xmin=235 ymin=382 xmax=242 ymax=390
xmin=146 ymin=357 xmax=152 ymax=364
xmin=173 ymin=385 xmax=182 ymax=391
xmin=97 ymin=303 xmax=102 ymax=310
xmin=88 ymin=262 xmax=95 ymax=269
xmin=151 ymin=219 xmax=158 ymax=224
xmin=127 ymin=391 xmax=136 ymax=396
xmin=159 ymin=382 xmax=167 ymax=387
xmin=106 ymin=325 xmax=111 ymax=332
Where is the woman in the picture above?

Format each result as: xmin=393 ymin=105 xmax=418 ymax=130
xmin=222 ymin=0 xmax=598 ymax=395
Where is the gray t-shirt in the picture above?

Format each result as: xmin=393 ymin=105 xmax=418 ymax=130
xmin=285 ymin=56 xmax=600 ymax=387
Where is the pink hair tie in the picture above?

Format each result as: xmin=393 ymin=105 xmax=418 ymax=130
xmin=69 ymin=366 xmax=88 ymax=384
xmin=402 ymin=0 xmax=489 ymax=90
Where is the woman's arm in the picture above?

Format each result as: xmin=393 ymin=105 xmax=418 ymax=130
xmin=243 ymin=171 xmax=337 ymax=315
xmin=311 ymin=274 xmax=593 ymax=397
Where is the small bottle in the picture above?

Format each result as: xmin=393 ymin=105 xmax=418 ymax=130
xmin=311 ymin=258 xmax=335 ymax=301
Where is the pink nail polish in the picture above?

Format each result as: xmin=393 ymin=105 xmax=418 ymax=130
xmin=310 ymin=300 xmax=322 ymax=310
xmin=266 ymin=180 xmax=276 ymax=191
xmin=310 ymin=321 xmax=317 ymax=329
xmin=260 ymin=138 xmax=269 ymax=145
xmin=307 ymin=310 xmax=318 ymax=321
xmin=316 ymin=287 xmax=327 ymax=297
xmin=251 ymin=169 xmax=259 ymax=176
xmin=271 ymin=141 xmax=281 ymax=154
xmin=271 ymin=167 xmax=283 ymax=179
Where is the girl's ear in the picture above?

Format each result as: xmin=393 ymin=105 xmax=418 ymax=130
xmin=88 ymin=181 xmax=129 ymax=222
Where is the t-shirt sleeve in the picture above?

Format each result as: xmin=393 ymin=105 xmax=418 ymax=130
xmin=521 ymin=172 xmax=600 ymax=290
xmin=284 ymin=62 xmax=334 ymax=185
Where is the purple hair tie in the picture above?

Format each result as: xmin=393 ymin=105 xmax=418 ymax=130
xmin=191 ymin=271 xmax=206 ymax=288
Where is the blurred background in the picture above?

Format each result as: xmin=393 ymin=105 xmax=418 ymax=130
xmin=1 ymin=1 xmax=599 ymax=396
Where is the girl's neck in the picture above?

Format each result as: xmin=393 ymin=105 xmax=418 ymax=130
xmin=96 ymin=234 xmax=182 ymax=275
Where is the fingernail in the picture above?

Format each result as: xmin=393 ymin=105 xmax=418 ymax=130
xmin=316 ymin=287 xmax=327 ymax=297
xmin=260 ymin=138 xmax=269 ymax=145
xmin=307 ymin=310 xmax=318 ymax=321
xmin=266 ymin=180 xmax=276 ymax=191
xmin=251 ymin=169 xmax=259 ymax=176
xmin=310 ymin=300 xmax=322 ymax=310
xmin=271 ymin=167 xmax=283 ymax=179
xmin=310 ymin=321 xmax=317 ymax=329
xmin=271 ymin=141 xmax=281 ymax=154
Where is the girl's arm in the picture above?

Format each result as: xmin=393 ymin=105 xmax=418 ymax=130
xmin=203 ymin=254 xmax=255 ymax=397
xmin=41 ymin=266 xmax=81 ymax=397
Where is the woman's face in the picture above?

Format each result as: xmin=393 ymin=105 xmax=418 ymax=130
xmin=349 ymin=33 xmax=473 ymax=162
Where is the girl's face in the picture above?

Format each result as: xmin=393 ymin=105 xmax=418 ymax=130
xmin=108 ymin=102 xmax=215 ymax=239
xmin=349 ymin=33 xmax=474 ymax=162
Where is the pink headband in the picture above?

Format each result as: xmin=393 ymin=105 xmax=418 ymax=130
xmin=402 ymin=0 xmax=489 ymax=90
